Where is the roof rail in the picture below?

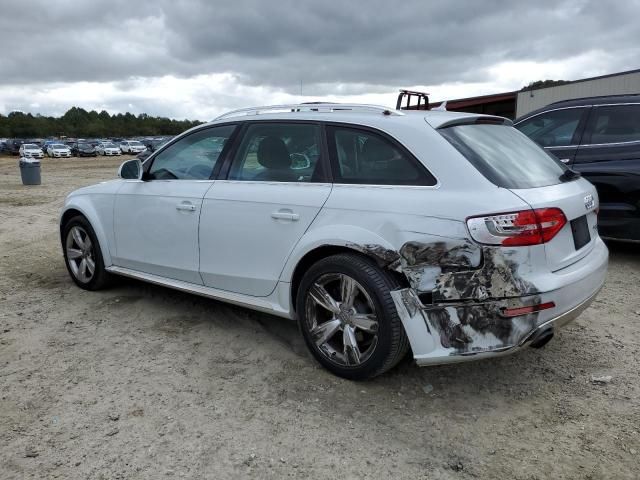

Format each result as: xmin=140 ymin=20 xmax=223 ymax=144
xmin=213 ymin=103 xmax=403 ymax=121
xmin=549 ymin=93 xmax=640 ymax=106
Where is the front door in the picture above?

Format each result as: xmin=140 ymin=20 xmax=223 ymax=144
xmin=199 ymin=122 xmax=332 ymax=297
xmin=112 ymin=124 xmax=238 ymax=283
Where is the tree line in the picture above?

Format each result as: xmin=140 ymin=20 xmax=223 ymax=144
xmin=0 ymin=107 xmax=203 ymax=138
xmin=520 ymin=79 xmax=571 ymax=91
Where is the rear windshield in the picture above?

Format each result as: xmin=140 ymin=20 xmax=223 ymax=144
xmin=439 ymin=124 xmax=566 ymax=189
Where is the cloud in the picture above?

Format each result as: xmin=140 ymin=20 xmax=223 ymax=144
xmin=1 ymin=0 xmax=639 ymax=119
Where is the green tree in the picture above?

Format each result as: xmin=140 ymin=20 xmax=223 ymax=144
xmin=1 ymin=107 xmax=202 ymax=138
xmin=521 ymin=79 xmax=571 ymax=91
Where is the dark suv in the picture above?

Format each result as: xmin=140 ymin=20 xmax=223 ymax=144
xmin=515 ymin=95 xmax=640 ymax=242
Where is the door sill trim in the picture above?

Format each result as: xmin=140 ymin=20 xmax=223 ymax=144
xmin=106 ymin=266 xmax=288 ymax=317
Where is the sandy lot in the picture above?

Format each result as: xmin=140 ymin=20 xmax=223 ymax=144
xmin=0 ymin=154 xmax=639 ymax=479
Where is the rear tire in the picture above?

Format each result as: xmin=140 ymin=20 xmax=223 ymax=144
xmin=62 ymin=215 xmax=112 ymax=291
xmin=296 ymin=253 xmax=409 ymax=380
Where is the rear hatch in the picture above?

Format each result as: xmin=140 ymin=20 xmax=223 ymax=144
xmin=509 ymin=180 xmax=598 ymax=270
xmin=437 ymin=119 xmax=599 ymax=271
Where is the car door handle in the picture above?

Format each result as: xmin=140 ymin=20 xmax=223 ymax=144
xmin=176 ymin=202 xmax=196 ymax=212
xmin=271 ymin=210 xmax=299 ymax=221
xmin=559 ymin=158 xmax=571 ymax=164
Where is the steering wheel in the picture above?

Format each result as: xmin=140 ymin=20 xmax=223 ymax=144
xmin=186 ymin=164 xmax=212 ymax=179
xmin=538 ymin=134 xmax=557 ymax=147
xmin=151 ymin=168 xmax=178 ymax=180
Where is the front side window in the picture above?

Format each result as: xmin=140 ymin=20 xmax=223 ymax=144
xmin=228 ymin=123 xmax=322 ymax=182
xmin=587 ymin=104 xmax=640 ymax=144
xmin=329 ymin=126 xmax=435 ymax=185
xmin=515 ymin=108 xmax=585 ymax=147
xmin=148 ymin=125 xmax=236 ymax=180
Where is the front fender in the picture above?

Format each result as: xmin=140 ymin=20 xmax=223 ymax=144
xmin=60 ymin=195 xmax=115 ymax=267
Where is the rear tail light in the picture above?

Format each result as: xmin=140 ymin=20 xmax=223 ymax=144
xmin=466 ymin=208 xmax=566 ymax=246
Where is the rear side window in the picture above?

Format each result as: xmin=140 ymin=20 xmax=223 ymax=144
xmin=515 ymin=108 xmax=585 ymax=147
xmin=328 ymin=126 xmax=436 ymax=185
xmin=587 ymin=104 xmax=640 ymax=144
xmin=439 ymin=124 xmax=567 ymax=189
xmin=228 ymin=123 xmax=323 ymax=182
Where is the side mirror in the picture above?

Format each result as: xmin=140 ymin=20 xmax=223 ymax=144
xmin=118 ymin=159 xmax=142 ymax=180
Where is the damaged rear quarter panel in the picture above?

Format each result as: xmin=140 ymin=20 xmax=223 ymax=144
xmin=352 ymin=239 xmax=547 ymax=356
xmin=281 ymin=181 xmax=540 ymax=356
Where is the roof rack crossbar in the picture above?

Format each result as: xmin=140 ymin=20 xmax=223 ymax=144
xmin=213 ymin=103 xmax=403 ymax=120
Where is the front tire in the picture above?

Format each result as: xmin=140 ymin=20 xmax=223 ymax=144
xmin=296 ymin=253 xmax=409 ymax=380
xmin=62 ymin=215 xmax=112 ymax=290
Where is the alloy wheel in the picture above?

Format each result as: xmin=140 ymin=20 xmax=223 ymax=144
xmin=65 ymin=226 xmax=96 ymax=283
xmin=304 ymin=273 xmax=379 ymax=367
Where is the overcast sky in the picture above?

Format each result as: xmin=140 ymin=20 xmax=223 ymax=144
xmin=1 ymin=0 xmax=639 ymax=120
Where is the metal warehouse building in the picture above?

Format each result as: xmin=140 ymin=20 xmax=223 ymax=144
xmin=429 ymin=68 xmax=640 ymax=119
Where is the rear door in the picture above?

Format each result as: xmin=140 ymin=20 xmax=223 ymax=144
xmin=572 ymin=103 xmax=640 ymax=240
xmin=199 ymin=121 xmax=331 ymax=297
xmin=515 ymin=106 xmax=589 ymax=164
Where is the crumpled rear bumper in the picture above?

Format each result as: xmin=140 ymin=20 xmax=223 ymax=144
xmin=392 ymin=237 xmax=608 ymax=366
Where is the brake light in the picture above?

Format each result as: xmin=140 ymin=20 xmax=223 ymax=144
xmin=466 ymin=208 xmax=566 ymax=246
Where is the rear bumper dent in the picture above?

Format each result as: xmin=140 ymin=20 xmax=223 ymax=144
xmin=409 ymin=287 xmax=601 ymax=367
xmin=392 ymin=238 xmax=608 ymax=366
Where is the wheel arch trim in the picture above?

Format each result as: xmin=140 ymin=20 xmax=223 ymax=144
xmin=60 ymin=201 xmax=113 ymax=267
xmin=280 ymin=225 xmax=400 ymax=309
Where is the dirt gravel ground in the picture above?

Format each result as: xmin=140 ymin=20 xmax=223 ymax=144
xmin=0 ymin=155 xmax=639 ymax=480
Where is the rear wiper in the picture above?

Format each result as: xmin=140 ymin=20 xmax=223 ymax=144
xmin=559 ymin=168 xmax=581 ymax=182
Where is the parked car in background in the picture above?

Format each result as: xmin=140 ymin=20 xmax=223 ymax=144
xmin=136 ymin=138 xmax=170 ymax=162
xmin=19 ymin=143 xmax=44 ymax=158
xmin=6 ymin=140 xmax=24 ymax=156
xmin=142 ymin=137 xmax=169 ymax=152
xmin=60 ymin=103 xmax=607 ymax=379
xmin=96 ymin=142 xmax=122 ymax=156
xmin=120 ymin=140 xmax=147 ymax=154
xmin=42 ymin=140 xmax=60 ymax=153
xmin=71 ymin=142 xmax=98 ymax=157
xmin=515 ymin=94 xmax=640 ymax=242
xmin=47 ymin=143 xmax=72 ymax=158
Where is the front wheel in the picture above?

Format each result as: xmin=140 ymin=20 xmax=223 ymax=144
xmin=296 ymin=253 xmax=409 ymax=380
xmin=62 ymin=216 xmax=112 ymax=290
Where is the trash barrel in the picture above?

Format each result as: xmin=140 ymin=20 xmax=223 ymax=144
xmin=19 ymin=157 xmax=41 ymax=185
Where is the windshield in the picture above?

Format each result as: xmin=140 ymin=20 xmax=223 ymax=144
xmin=24 ymin=144 xmax=38 ymax=149
xmin=129 ymin=141 xmax=143 ymax=146
xmin=103 ymin=143 xmax=116 ymax=148
xmin=438 ymin=124 xmax=567 ymax=189
xmin=52 ymin=144 xmax=66 ymax=149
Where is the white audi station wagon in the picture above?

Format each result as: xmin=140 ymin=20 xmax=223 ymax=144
xmin=60 ymin=104 xmax=608 ymax=379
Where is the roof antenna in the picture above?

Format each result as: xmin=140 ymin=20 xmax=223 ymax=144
xmin=433 ymin=101 xmax=447 ymax=111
